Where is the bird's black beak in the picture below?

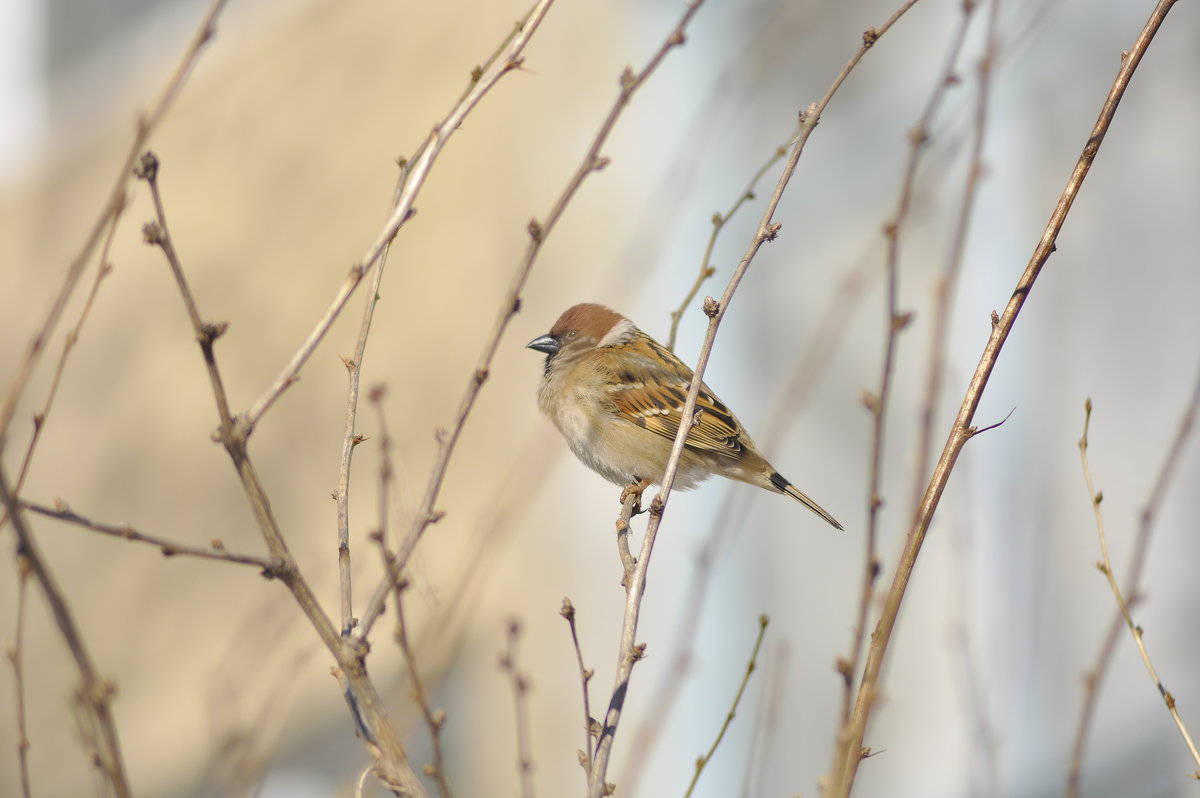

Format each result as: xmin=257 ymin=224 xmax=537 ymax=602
xmin=526 ymin=334 xmax=560 ymax=355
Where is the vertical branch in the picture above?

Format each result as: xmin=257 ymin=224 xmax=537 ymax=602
xmin=500 ymin=622 xmax=537 ymax=798
xmin=829 ymin=2 xmax=1181 ymax=794
xmin=560 ymin=598 xmax=596 ymax=775
xmin=838 ymin=0 xmax=978 ymax=739
xmin=6 ymin=556 xmax=33 ymax=798
xmin=333 ymin=3 xmax=545 ymax=637
xmin=908 ymin=0 xmax=1002 ymax=518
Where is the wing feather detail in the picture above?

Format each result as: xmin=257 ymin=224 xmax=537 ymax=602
xmin=605 ymin=335 xmax=747 ymax=460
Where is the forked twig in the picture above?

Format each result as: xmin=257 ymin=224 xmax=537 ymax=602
xmin=665 ymin=146 xmax=788 ymax=351
xmin=0 ymin=470 xmax=132 ymax=798
xmin=0 ymin=0 xmax=228 ymax=444
xmin=1076 ymin=398 xmax=1200 ymax=781
xmin=333 ymin=3 xmax=545 ymax=636
xmin=135 ymin=153 xmax=428 ymax=796
xmin=245 ymin=0 xmax=556 ymax=429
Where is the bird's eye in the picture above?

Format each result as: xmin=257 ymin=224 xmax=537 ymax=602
xmin=567 ymin=331 xmax=577 ymax=339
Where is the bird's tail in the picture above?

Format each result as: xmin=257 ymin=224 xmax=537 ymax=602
xmin=769 ymin=471 xmax=843 ymax=530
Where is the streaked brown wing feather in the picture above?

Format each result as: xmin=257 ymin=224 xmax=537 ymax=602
xmin=607 ymin=336 xmax=746 ymax=459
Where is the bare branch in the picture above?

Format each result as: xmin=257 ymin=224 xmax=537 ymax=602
xmin=829 ymin=2 xmax=1183 ymax=794
xmin=666 ymin=146 xmax=788 ymax=351
xmin=245 ymin=0 xmax=557 ymax=429
xmin=841 ymin=0 xmax=978 ymax=733
xmin=682 ymin=615 xmax=769 ymax=798
xmin=590 ymin=3 xmax=924 ymax=795
xmin=0 ymin=469 xmax=132 ymax=797
xmin=135 ymin=152 xmax=427 ymax=796
xmin=560 ymin=598 xmax=596 ymax=775
xmin=0 ymin=0 xmax=228 ymax=445
xmin=21 ymin=501 xmax=275 ymax=569
xmin=500 ymin=621 xmax=537 ymax=798
xmin=357 ymin=0 xmax=703 ymax=642
xmin=1074 ymin=398 xmax=1200 ymax=783
xmin=6 ymin=556 xmax=33 ymax=798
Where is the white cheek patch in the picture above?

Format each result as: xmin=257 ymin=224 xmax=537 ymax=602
xmin=597 ymin=318 xmax=635 ymax=349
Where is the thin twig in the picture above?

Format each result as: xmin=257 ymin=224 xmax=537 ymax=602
xmin=0 ymin=469 xmax=132 ymax=798
xmin=0 ymin=0 xmax=228 ymax=445
xmin=500 ymin=621 xmax=537 ymax=798
xmin=829 ymin=3 xmax=1182 ymax=794
xmin=333 ymin=2 xmax=540 ymax=635
xmin=1068 ymin=369 xmax=1200 ymax=794
xmin=1076 ymin=399 xmax=1200 ymax=780
xmin=357 ymin=0 xmax=701 ymax=642
xmin=21 ymin=501 xmax=275 ymax=569
xmin=590 ymin=4 xmax=922 ymax=795
xmin=839 ymin=0 xmax=978 ymax=737
xmin=665 ymin=146 xmax=789 ymax=351
xmin=134 ymin=153 xmax=428 ymax=796
xmin=396 ymin=583 xmax=452 ymax=798
xmin=6 ymin=204 xmax=121 ymax=514
xmin=682 ymin=615 xmax=769 ymax=798
xmin=245 ymin=0 xmax=556 ymax=430
xmin=560 ymin=597 xmax=596 ymax=774
xmin=740 ymin=642 xmax=789 ymax=798
xmin=6 ymin=556 xmax=33 ymax=798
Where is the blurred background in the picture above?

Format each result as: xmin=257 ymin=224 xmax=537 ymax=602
xmin=1 ymin=0 xmax=1198 ymax=796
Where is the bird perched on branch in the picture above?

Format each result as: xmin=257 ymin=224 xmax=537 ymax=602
xmin=527 ymin=303 xmax=842 ymax=529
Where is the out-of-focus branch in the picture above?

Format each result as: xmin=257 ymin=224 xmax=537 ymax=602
xmin=0 ymin=0 xmax=228 ymax=445
xmin=682 ymin=615 xmax=769 ymax=798
xmin=500 ymin=621 xmax=537 ymax=798
xmin=0 ymin=469 xmax=132 ymax=798
xmin=829 ymin=3 xmax=1181 ymax=794
xmin=245 ymin=0 xmax=556 ymax=429
xmin=589 ymin=4 xmax=923 ymax=795
xmin=6 ymin=555 xmax=33 ymax=798
xmin=908 ymin=0 xmax=1001 ymax=519
xmin=357 ymin=0 xmax=703 ymax=642
xmin=21 ymin=501 xmax=275 ymax=569
xmin=839 ymin=0 xmax=978 ymax=739
xmin=1073 ymin=395 xmax=1200 ymax=787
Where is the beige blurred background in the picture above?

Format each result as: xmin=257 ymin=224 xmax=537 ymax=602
xmin=1 ymin=0 xmax=1198 ymax=796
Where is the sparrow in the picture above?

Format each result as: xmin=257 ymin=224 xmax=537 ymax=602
xmin=526 ymin=303 xmax=842 ymax=529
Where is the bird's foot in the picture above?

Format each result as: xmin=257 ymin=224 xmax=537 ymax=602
xmin=620 ymin=478 xmax=652 ymax=514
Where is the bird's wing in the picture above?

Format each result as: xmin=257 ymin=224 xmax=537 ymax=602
xmin=606 ymin=337 xmax=748 ymax=460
